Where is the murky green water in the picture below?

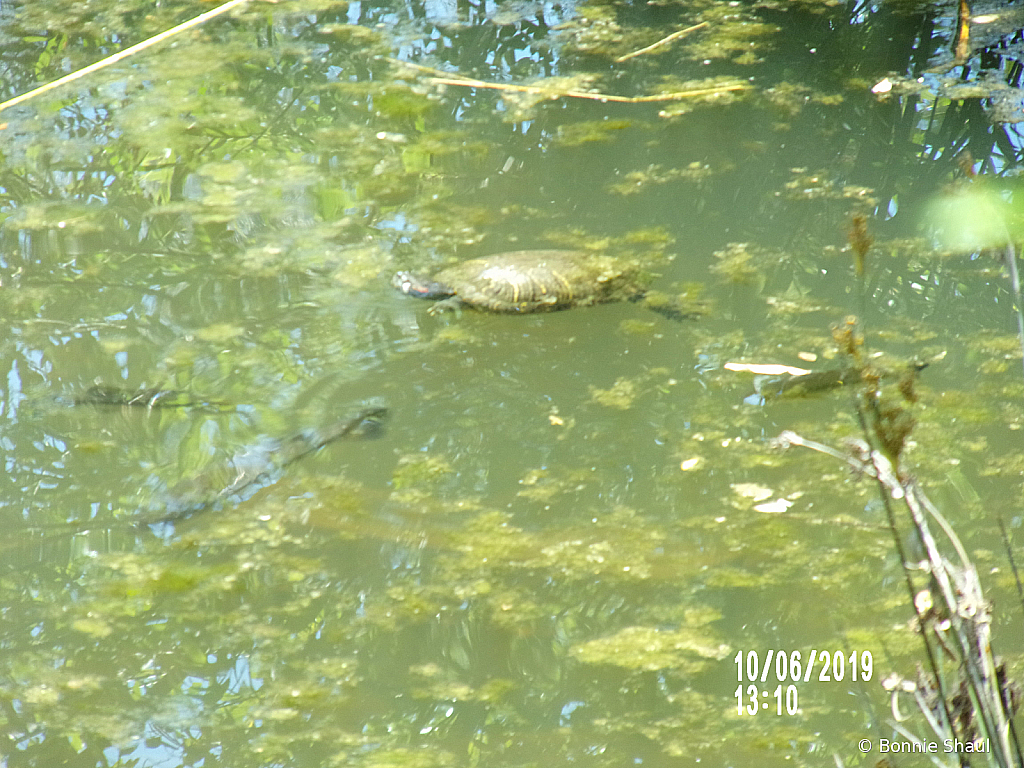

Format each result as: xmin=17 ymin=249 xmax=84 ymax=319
xmin=2 ymin=0 xmax=1024 ymax=765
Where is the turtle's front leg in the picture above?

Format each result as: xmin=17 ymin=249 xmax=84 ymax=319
xmin=426 ymin=297 xmax=465 ymax=316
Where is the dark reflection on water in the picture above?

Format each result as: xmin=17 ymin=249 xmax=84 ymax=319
xmin=1 ymin=0 xmax=1024 ymax=766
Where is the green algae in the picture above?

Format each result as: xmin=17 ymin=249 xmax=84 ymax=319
xmin=588 ymin=376 xmax=639 ymax=409
xmin=571 ymin=624 xmax=728 ymax=673
xmin=554 ymin=118 xmax=634 ymax=147
xmin=2 ymin=0 xmax=1024 ymax=765
xmin=392 ymin=454 xmax=455 ymax=490
xmin=607 ymin=161 xmax=719 ymax=195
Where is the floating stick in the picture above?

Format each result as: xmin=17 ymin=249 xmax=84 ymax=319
xmin=391 ymin=52 xmax=747 ymax=104
xmin=423 ymin=75 xmax=747 ymax=104
xmin=0 ymin=0 xmax=262 ymax=114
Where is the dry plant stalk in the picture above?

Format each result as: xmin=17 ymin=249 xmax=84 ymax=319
xmin=785 ymin=215 xmax=1021 ymax=764
xmin=954 ymin=0 xmax=972 ymax=62
xmin=776 ymin=423 xmax=1020 ymax=766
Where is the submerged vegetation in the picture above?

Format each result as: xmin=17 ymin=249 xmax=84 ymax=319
xmin=2 ymin=0 xmax=1024 ymax=766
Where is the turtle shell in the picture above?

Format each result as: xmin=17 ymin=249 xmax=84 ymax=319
xmin=432 ymin=250 xmax=640 ymax=313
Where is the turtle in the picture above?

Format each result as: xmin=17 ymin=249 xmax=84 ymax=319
xmin=391 ymin=250 xmax=692 ymax=318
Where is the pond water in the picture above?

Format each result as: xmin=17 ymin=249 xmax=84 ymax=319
xmin=2 ymin=0 xmax=1024 ymax=766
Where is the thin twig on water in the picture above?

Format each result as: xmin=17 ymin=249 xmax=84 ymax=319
xmin=614 ymin=21 xmax=709 ymax=63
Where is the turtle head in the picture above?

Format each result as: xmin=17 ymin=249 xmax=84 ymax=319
xmin=392 ymin=271 xmax=456 ymax=300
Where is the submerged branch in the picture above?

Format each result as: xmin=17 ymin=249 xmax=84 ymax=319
xmin=16 ymin=406 xmax=387 ymax=535
xmin=142 ymin=406 xmax=389 ymax=525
